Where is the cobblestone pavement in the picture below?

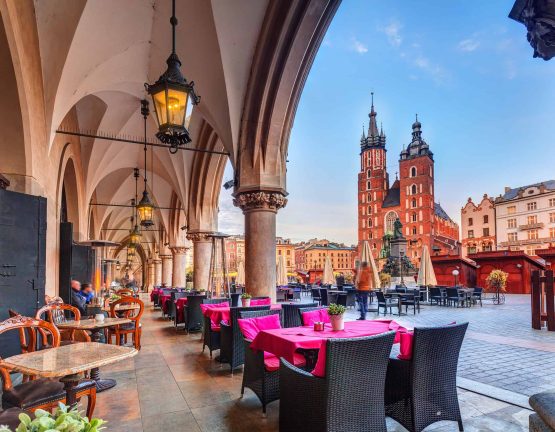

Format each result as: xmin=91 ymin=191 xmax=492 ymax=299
xmin=345 ymin=294 xmax=555 ymax=397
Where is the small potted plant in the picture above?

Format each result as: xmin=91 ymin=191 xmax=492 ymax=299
xmin=241 ymin=293 xmax=252 ymax=307
xmin=1 ymin=403 xmax=106 ymax=432
xmin=327 ymin=303 xmax=346 ymax=331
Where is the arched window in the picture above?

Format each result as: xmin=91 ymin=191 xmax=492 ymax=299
xmin=412 ymin=213 xmax=417 ymax=222
xmin=367 ymin=205 xmax=372 ymax=214
xmin=367 ymin=181 xmax=371 ymax=190
xmin=412 ymin=198 xmax=417 ymax=208
xmin=412 ymin=227 xmax=417 ymax=235
xmin=368 ymin=218 xmax=373 ymax=227
xmin=411 ymin=184 xmax=417 ymax=195
xmin=410 ymin=166 xmax=417 ymax=177
xmin=384 ymin=211 xmax=398 ymax=234
xmin=367 ymin=170 xmax=371 ymax=178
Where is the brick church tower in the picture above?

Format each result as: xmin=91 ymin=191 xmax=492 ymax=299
xmin=357 ymin=96 xmax=459 ymax=265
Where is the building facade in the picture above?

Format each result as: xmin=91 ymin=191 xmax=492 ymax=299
xmin=461 ymin=194 xmax=496 ymax=257
xmin=295 ymin=239 xmax=355 ymax=275
xmin=276 ymin=237 xmax=296 ymax=273
xmin=224 ymin=235 xmax=245 ymax=272
xmin=495 ymin=181 xmax=555 ymax=255
xmin=357 ymin=97 xmax=459 ymax=265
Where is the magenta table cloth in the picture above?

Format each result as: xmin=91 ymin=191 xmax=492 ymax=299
xmin=203 ymin=304 xmax=281 ymax=326
xmin=150 ymin=288 xmax=162 ymax=302
xmin=250 ymin=319 xmax=406 ymax=366
xmin=160 ymin=294 xmax=172 ymax=313
xmin=175 ymin=297 xmax=189 ymax=322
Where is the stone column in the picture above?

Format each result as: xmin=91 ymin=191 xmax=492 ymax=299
xmin=171 ymin=247 xmax=188 ymax=288
xmin=187 ymin=232 xmax=213 ymax=291
xmin=233 ymin=191 xmax=287 ymax=302
xmin=147 ymin=260 xmax=155 ymax=291
xmin=160 ymin=255 xmax=173 ymax=287
xmin=154 ymin=259 xmax=162 ymax=286
xmin=105 ymin=261 xmax=112 ymax=288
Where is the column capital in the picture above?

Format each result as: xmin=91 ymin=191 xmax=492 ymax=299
xmin=233 ymin=190 xmax=287 ymax=213
xmin=186 ymin=231 xmax=213 ymax=242
xmin=170 ymin=246 xmax=189 ymax=254
xmin=159 ymin=254 xmax=172 ymax=259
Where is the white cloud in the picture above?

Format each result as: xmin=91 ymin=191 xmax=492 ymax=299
xmin=382 ymin=21 xmax=403 ymax=47
xmin=413 ymin=55 xmax=448 ymax=84
xmin=350 ymin=37 xmax=368 ymax=54
xmin=458 ymin=38 xmax=480 ymax=52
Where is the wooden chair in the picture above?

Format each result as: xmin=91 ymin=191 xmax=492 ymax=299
xmin=0 ymin=315 xmax=96 ymax=418
xmin=116 ymin=289 xmax=134 ymax=297
xmin=35 ymin=303 xmax=91 ymax=343
xmin=107 ymin=297 xmax=144 ymax=349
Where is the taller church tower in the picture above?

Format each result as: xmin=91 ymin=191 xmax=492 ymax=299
xmin=358 ymin=94 xmax=387 ymax=248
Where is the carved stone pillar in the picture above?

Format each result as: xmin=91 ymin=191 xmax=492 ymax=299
xmin=186 ymin=232 xmax=213 ymax=291
xmin=147 ymin=261 xmax=155 ymax=291
xmin=171 ymin=247 xmax=188 ymax=288
xmin=233 ymin=191 xmax=287 ymax=302
xmin=154 ymin=259 xmax=162 ymax=287
xmin=160 ymin=255 xmax=173 ymax=287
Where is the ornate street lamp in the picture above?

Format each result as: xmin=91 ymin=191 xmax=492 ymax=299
xmin=129 ymin=170 xmax=143 ymax=246
xmin=145 ymin=0 xmax=200 ymax=153
xmin=137 ymin=100 xmax=155 ymax=227
xmin=452 ymin=269 xmax=460 ymax=286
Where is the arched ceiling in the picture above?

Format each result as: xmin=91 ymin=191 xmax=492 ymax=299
xmin=33 ymin=0 xmax=270 ymax=248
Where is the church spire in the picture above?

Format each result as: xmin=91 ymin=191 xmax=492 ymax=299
xmin=368 ymin=92 xmax=379 ymax=137
xmin=360 ymin=124 xmax=366 ymax=142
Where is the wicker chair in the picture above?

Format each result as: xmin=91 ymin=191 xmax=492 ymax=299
xmin=239 ymin=309 xmax=282 ymax=413
xmin=472 ymin=287 xmax=483 ymax=307
xmin=429 ymin=286 xmax=445 ymax=305
xmin=376 ymin=291 xmax=398 ymax=315
xmin=297 ymin=306 xmax=326 ymax=326
xmin=311 ymin=288 xmax=322 ymax=305
xmin=181 ymin=295 xmax=207 ymax=333
xmin=220 ymin=305 xmax=270 ymax=371
xmin=201 ymin=298 xmax=230 ymax=358
xmin=279 ymin=332 xmax=396 ymax=432
xmin=282 ymin=302 xmax=318 ymax=328
xmin=385 ymin=322 xmax=468 ymax=432
xmin=170 ymin=292 xmax=187 ymax=325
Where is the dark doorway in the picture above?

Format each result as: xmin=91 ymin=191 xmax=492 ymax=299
xmin=0 ymin=189 xmax=46 ymax=357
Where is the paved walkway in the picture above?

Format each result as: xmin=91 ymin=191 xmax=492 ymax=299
xmin=347 ymin=294 xmax=555 ymax=398
xmin=92 ymin=295 xmax=536 ymax=431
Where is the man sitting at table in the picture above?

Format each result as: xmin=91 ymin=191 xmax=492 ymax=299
xmin=79 ymin=283 xmax=94 ymax=304
xmin=356 ymin=262 xmax=371 ymax=320
xmin=70 ymin=279 xmax=87 ymax=316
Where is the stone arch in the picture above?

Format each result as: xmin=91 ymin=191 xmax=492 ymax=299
xmin=60 ymin=158 xmax=81 ymax=238
xmin=0 ymin=14 xmax=27 ymax=188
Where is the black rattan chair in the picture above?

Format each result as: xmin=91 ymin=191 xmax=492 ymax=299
xmin=311 ymin=288 xmax=322 ymax=305
xmin=239 ymin=309 xmax=282 ymax=413
xmin=220 ymin=305 xmax=271 ymax=371
xmin=170 ymin=291 xmax=187 ymax=324
xmin=385 ymin=322 xmax=468 ymax=432
xmin=181 ymin=295 xmax=206 ymax=333
xmin=429 ymin=287 xmax=444 ymax=305
xmin=282 ymin=302 xmax=318 ymax=328
xmin=319 ymin=288 xmax=329 ymax=306
xmin=400 ymin=291 xmax=420 ymax=315
xmin=201 ymin=298 xmax=230 ymax=358
xmin=376 ymin=291 xmax=398 ymax=315
xmin=279 ymin=332 xmax=395 ymax=431
xmin=446 ymin=287 xmax=464 ymax=307
xmin=472 ymin=287 xmax=483 ymax=307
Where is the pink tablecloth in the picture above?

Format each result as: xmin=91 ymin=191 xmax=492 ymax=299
xmin=175 ymin=297 xmax=188 ymax=322
xmin=150 ymin=288 xmax=162 ymax=302
xmin=203 ymin=304 xmax=282 ymax=326
xmin=160 ymin=294 xmax=172 ymax=313
xmin=251 ymin=319 xmax=405 ymax=365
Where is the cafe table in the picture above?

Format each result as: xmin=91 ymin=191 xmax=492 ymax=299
xmin=203 ymin=304 xmax=281 ymax=326
xmin=251 ymin=319 xmax=405 ymax=369
xmin=56 ymin=317 xmax=131 ymax=391
xmin=0 ymin=342 xmax=137 ymax=407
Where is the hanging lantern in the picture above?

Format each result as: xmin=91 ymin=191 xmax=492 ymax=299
xmin=129 ymin=224 xmax=142 ymax=247
xmin=137 ymin=190 xmax=154 ymax=227
xmin=145 ymin=0 xmax=200 ymax=153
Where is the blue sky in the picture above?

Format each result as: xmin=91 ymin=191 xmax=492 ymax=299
xmin=218 ymin=0 xmax=555 ymax=245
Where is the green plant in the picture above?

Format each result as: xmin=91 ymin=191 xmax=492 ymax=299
xmin=241 ymin=293 xmax=252 ymax=299
xmin=486 ymin=269 xmax=509 ymax=292
xmin=7 ymin=403 xmax=106 ymax=432
xmin=327 ymin=303 xmax=346 ymax=316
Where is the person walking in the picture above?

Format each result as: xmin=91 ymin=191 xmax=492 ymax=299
xmin=356 ymin=262 xmax=371 ymax=320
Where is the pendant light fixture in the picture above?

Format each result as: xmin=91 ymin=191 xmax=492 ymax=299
xmin=137 ymin=100 xmax=155 ymax=227
xmin=129 ymin=168 xmax=143 ymax=246
xmin=145 ymin=0 xmax=200 ymax=153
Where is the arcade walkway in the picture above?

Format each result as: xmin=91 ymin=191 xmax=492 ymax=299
xmin=92 ymin=295 xmax=534 ymax=431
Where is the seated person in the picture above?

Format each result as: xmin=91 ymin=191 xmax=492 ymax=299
xmin=70 ymin=280 xmax=87 ymax=316
xmin=79 ymin=283 xmax=94 ymax=304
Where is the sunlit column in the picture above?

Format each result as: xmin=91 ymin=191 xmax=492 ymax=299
xmin=234 ymin=191 xmax=287 ymax=303
xmin=160 ymin=254 xmax=173 ymax=286
xmin=186 ymin=232 xmax=212 ymax=291
xmin=171 ymin=247 xmax=188 ymax=288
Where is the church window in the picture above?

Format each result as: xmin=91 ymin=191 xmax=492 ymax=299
xmin=368 ymin=218 xmax=373 ymax=227
xmin=372 ymin=243 xmax=377 ymax=249
xmin=367 ymin=181 xmax=371 ymax=190
xmin=369 ymin=231 xmax=373 ymax=239
xmin=411 ymin=184 xmax=417 ymax=195
xmin=412 ymin=213 xmax=417 ymax=222
xmin=384 ymin=211 xmax=398 ymax=234
xmin=367 ymin=170 xmax=371 ymax=178
xmin=367 ymin=193 xmax=371 ymax=201
xmin=368 ymin=206 xmax=372 ymax=214
xmin=411 ymin=198 xmax=417 ymax=208
xmin=412 ymin=227 xmax=417 ymax=235
xmin=410 ymin=166 xmax=417 ymax=177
